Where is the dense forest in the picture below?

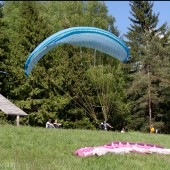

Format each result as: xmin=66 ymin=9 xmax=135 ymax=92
xmin=0 ymin=1 xmax=170 ymax=133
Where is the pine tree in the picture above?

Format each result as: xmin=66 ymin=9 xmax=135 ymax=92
xmin=125 ymin=1 xmax=170 ymax=131
xmin=125 ymin=1 xmax=168 ymax=71
xmin=0 ymin=2 xmax=11 ymax=95
xmin=1 ymin=1 xmax=59 ymax=126
xmin=128 ymin=30 xmax=170 ymax=132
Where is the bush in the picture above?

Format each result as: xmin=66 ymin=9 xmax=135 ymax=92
xmin=61 ymin=117 xmax=96 ymax=130
xmin=0 ymin=112 xmax=9 ymax=125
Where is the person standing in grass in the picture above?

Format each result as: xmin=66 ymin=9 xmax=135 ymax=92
xmin=150 ymin=125 xmax=155 ymax=134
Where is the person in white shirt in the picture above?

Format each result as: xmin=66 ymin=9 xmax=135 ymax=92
xmin=46 ymin=119 xmax=54 ymax=128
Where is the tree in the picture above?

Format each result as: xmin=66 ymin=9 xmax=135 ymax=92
xmin=125 ymin=1 xmax=170 ymax=131
xmin=41 ymin=1 xmax=125 ymax=126
xmin=127 ymin=30 xmax=170 ymax=132
xmin=125 ymin=1 xmax=168 ymax=71
xmin=1 ymin=1 xmax=129 ymax=129
xmin=1 ymin=1 xmax=61 ymax=126
xmin=0 ymin=2 xmax=11 ymax=95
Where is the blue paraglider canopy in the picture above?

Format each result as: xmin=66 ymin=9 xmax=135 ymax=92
xmin=0 ymin=71 xmax=9 ymax=75
xmin=24 ymin=26 xmax=130 ymax=76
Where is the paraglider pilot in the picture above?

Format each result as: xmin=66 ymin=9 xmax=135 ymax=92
xmin=99 ymin=121 xmax=113 ymax=131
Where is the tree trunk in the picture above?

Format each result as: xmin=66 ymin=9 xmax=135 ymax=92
xmin=147 ymin=65 xmax=152 ymax=126
xmin=94 ymin=49 xmax=96 ymax=67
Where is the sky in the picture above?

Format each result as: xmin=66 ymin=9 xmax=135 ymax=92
xmin=105 ymin=1 xmax=170 ymax=37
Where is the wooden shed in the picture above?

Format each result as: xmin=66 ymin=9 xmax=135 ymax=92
xmin=0 ymin=94 xmax=28 ymax=126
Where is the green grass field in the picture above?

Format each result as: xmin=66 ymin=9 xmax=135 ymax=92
xmin=0 ymin=125 xmax=169 ymax=170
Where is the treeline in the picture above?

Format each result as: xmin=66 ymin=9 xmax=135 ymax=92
xmin=0 ymin=1 xmax=169 ymax=133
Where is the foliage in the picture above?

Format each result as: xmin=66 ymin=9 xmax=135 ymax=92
xmin=125 ymin=1 xmax=168 ymax=68
xmin=0 ymin=1 xmax=128 ymax=130
xmin=0 ymin=1 xmax=169 ymax=133
xmin=127 ymin=30 xmax=170 ymax=132
xmin=124 ymin=1 xmax=170 ymax=133
xmin=0 ymin=112 xmax=8 ymax=125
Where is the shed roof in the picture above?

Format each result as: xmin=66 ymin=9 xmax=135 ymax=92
xmin=0 ymin=94 xmax=28 ymax=116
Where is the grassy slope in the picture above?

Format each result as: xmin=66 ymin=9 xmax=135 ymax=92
xmin=0 ymin=125 xmax=169 ymax=170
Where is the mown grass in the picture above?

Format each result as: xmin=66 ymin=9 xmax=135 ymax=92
xmin=0 ymin=125 xmax=169 ymax=170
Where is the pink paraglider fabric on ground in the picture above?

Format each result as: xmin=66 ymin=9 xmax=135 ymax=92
xmin=74 ymin=141 xmax=170 ymax=157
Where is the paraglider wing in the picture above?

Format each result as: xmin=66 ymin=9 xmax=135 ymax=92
xmin=24 ymin=27 xmax=130 ymax=76
xmin=74 ymin=141 xmax=170 ymax=157
xmin=0 ymin=71 xmax=9 ymax=75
